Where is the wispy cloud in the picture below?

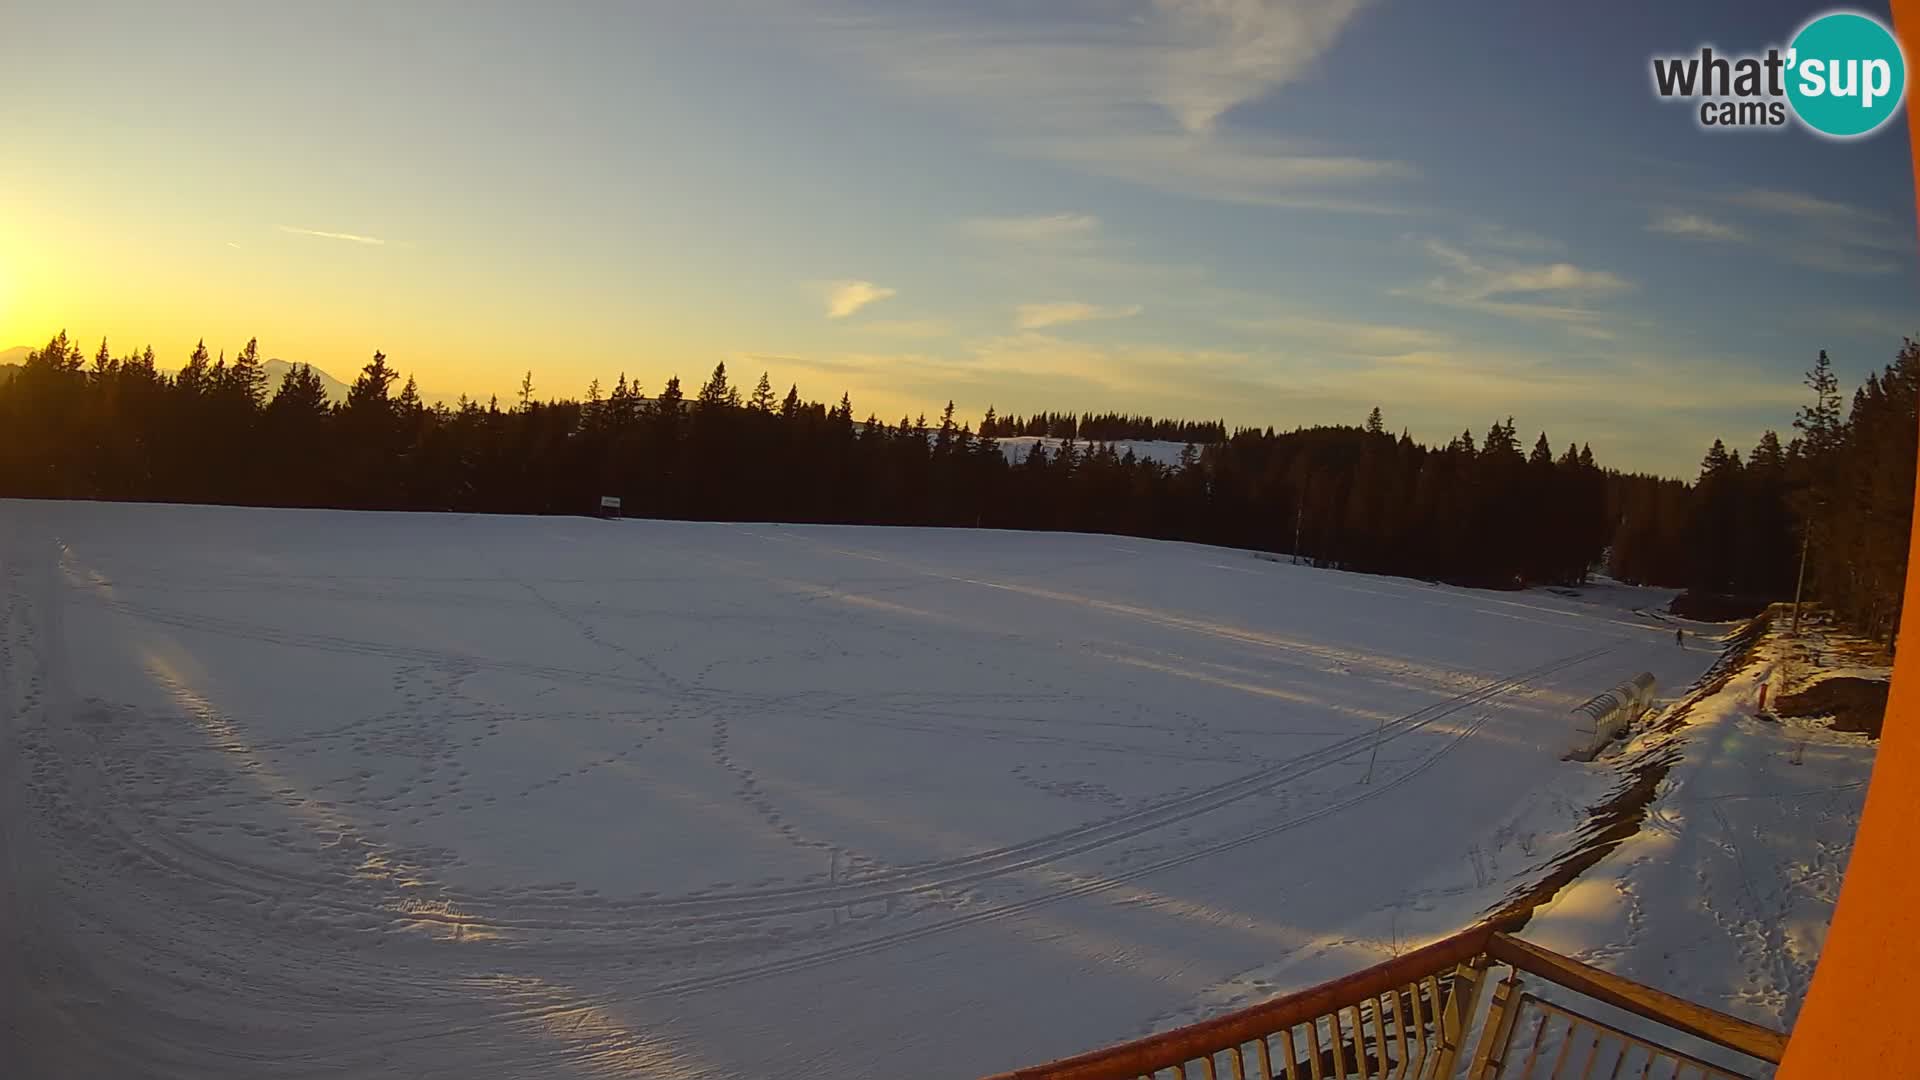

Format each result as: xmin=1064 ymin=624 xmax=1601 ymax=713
xmin=1020 ymin=132 xmax=1414 ymax=211
xmin=1699 ymin=186 xmax=1910 ymax=275
xmin=1647 ymin=211 xmax=1744 ymax=243
xmin=961 ymin=213 xmax=1101 ymax=244
xmin=1790 ymin=306 xmax=1919 ymax=343
xmin=1726 ymin=187 xmax=1879 ymax=223
xmin=1015 ymin=301 xmax=1143 ymax=329
xmin=1464 ymin=222 xmax=1561 ymax=254
xmin=277 ymin=224 xmax=385 ymax=246
xmin=757 ymin=2 xmax=1404 ymax=210
xmin=1422 ymin=241 xmax=1629 ymax=299
xmin=1776 ymin=247 xmax=1904 ymax=275
xmin=1399 ymin=239 xmax=1631 ymax=328
xmin=1150 ymin=0 xmax=1374 ymax=135
xmin=1228 ymin=313 xmax=1447 ymax=355
xmin=824 ymin=279 xmax=897 ymax=319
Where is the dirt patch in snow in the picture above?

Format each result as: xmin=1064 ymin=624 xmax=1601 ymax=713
xmin=1776 ymin=677 xmax=1890 ymax=738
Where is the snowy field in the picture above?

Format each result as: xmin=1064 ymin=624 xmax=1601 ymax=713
xmin=1 ymin=501 xmax=1729 ymax=1079
xmin=989 ymin=435 xmax=1193 ymax=467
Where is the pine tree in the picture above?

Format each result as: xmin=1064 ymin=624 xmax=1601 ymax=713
xmin=1795 ymin=349 xmax=1844 ymax=458
xmin=655 ymin=375 xmax=684 ymax=416
xmin=697 ymin=361 xmax=731 ymax=411
xmin=91 ymin=338 xmax=117 ymax=379
xmin=935 ymin=400 xmax=957 ymax=455
xmin=749 ymin=371 xmax=776 ymax=412
xmin=606 ymin=373 xmax=638 ymax=429
xmin=228 ymin=337 xmax=266 ymax=409
xmin=974 ymin=407 xmax=1000 ymax=461
xmin=346 ymin=351 xmax=398 ymax=413
xmin=177 ymin=340 xmax=213 ymax=396
xmin=1529 ymin=432 xmax=1552 ymax=466
xmin=396 ymin=375 xmax=423 ymax=417
xmin=269 ymin=363 xmax=331 ymax=419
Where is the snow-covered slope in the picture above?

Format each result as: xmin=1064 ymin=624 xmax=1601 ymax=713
xmin=1 ymin=502 xmax=1732 ymax=1078
xmin=990 ymin=435 xmax=1196 ymax=467
xmin=261 ymin=358 xmax=351 ymax=402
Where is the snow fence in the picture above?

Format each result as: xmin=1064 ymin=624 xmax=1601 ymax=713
xmin=1564 ymin=672 xmax=1657 ymax=761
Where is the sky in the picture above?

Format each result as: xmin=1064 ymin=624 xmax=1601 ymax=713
xmin=4 ymin=0 xmax=1918 ymax=476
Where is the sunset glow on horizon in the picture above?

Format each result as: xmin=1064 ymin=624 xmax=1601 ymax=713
xmin=7 ymin=0 xmax=1919 ymax=473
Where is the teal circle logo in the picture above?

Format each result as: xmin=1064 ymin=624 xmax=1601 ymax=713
xmin=1786 ymin=11 xmax=1907 ymax=138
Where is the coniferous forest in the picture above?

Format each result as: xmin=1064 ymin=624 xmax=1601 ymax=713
xmin=1 ymin=332 xmax=1913 ymax=644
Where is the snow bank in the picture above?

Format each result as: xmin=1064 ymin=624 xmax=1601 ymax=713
xmin=1520 ymin=615 xmax=1879 ymax=1040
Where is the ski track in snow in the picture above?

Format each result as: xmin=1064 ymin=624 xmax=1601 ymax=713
xmin=0 ymin=501 xmax=1731 ymax=1079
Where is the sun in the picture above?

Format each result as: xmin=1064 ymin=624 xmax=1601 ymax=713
xmin=0 ymin=257 xmax=47 ymax=352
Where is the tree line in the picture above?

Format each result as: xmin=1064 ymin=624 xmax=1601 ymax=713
xmin=979 ymin=410 xmax=1225 ymax=443
xmin=1605 ymin=344 xmax=1917 ymax=644
xmin=1 ymin=330 xmax=1912 ymax=641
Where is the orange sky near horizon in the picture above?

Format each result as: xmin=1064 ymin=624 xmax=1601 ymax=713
xmin=9 ymin=3 xmax=1917 ymax=477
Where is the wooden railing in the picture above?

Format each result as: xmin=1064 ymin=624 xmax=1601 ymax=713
xmin=981 ymin=926 xmax=1788 ymax=1080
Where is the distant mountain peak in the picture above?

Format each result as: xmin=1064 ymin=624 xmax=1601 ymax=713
xmin=261 ymin=359 xmax=350 ymax=402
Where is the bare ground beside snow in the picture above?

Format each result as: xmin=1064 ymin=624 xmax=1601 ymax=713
xmin=1518 ymin=610 xmax=1879 ymax=1052
xmin=0 ymin=502 xmax=1866 ymax=1079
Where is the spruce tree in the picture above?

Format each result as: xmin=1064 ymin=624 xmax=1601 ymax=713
xmin=697 ymin=362 xmax=731 ymax=410
xmin=749 ymin=371 xmax=775 ymax=412
xmin=346 ymin=351 xmax=398 ymax=414
xmin=177 ymin=340 xmax=213 ymax=396
xmin=229 ymin=337 xmax=266 ymax=409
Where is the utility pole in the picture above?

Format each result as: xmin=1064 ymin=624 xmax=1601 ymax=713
xmin=1790 ymin=523 xmax=1811 ymax=636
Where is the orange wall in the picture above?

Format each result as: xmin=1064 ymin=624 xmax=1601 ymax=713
xmin=1777 ymin=7 xmax=1920 ymax=1070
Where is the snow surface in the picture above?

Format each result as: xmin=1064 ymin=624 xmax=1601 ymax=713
xmin=989 ymin=436 xmax=1194 ymax=467
xmin=1521 ymin=621 xmax=1878 ymax=1046
xmin=260 ymin=358 xmax=352 ymax=402
xmin=1 ymin=501 xmax=1744 ymax=1078
xmin=1150 ymin=614 xmax=1878 ymax=1077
